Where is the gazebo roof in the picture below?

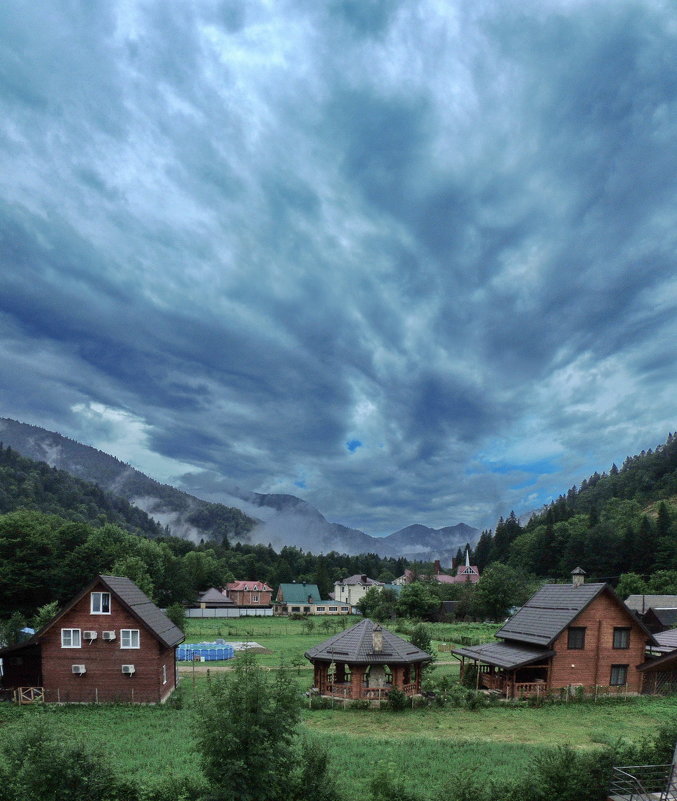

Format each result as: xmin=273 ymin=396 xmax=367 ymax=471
xmin=304 ymin=619 xmax=431 ymax=665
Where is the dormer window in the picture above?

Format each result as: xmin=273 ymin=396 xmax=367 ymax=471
xmin=91 ymin=592 xmax=111 ymax=614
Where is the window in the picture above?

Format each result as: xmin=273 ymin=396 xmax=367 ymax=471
xmin=252 ymin=594 xmax=259 ymax=602
xmin=120 ymin=629 xmax=140 ymax=649
xmin=61 ymin=629 xmax=81 ymax=648
xmin=610 ymin=664 xmax=628 ymax=686
xmin=291 ymin=606 xmax=300 ymax=612
xmin=162 ymin=664 xmax=167 ymax=685
xmin=90 ymin=592 xmax=111 ymax=614
xmin=316 ymin=606 xmax=325 ymax=612
xmin=613 ymin=627 xmax=630 ymax=649
xmin=329 ymin=607 xmax=337 ymax=612
xmin=567 ymin=627 xmax=586 ymax=649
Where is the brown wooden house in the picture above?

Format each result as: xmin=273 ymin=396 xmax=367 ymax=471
xmin=305 ymin=619 xmax=431 ymax=701
xmin=453 ymin=568 xmax=656 ymax=698
xmin=0 ymin=575 xmax=184 ymax=704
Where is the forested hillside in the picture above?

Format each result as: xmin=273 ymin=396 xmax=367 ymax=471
xmin=472 ymin=433 xmax=677 ymax=582
xmin=0 ymin=443 xmax=163 ymax=537
xmin=0 ymin=507 xmax=409 ymax=621
xmin=0 ymin=418 xmax=256 ymax=544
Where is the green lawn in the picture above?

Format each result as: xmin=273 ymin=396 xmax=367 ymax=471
xmin=2 ymin=619 xmax=674 ymax=800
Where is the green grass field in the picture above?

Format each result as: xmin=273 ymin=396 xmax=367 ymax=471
xmin=2 ymin=619 xmax=675 ymax=800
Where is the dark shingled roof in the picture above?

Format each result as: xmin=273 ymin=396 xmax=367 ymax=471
xmin=625 ymin=594 xmax=677 ymax=613
xmin=304 ymin=619 xmax=431 ymax=665
xmin=649 ymin=628 xmax=677 ymax=655
xmin=649 ymin=608 xmax=677 ymax=627
xmin=452 ymin=641 xmax=555 ymax=669
xmin=99 ymin=575 xmax=184 ymax=648
xmin=0 ymin=575 xmax=184 ymax=656
xmin=496 ymin=583 xmax=608 ymax=646
xmin=198 ymin=587 xmax=235 ymax=605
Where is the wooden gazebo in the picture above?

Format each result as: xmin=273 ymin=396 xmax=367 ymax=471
xmin=304 ymin=619 xmax=431 ymax=701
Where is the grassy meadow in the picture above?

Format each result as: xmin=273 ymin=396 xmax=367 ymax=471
xmin=1 ymin=618 xmax=676 ymax=799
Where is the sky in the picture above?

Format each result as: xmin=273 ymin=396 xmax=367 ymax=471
xmin=1 ymin=0 xmax=676 ymax=537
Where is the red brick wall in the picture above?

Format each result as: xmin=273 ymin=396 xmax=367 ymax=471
xmin=228 ymin=589 xmax=272 ymax=606
xmin=550 ymin=592 xmax=648 ymax=691
xmin=39 ymin=581 xmax=176 ymax=703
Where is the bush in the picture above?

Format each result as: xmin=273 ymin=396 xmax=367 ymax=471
xmin=0 ymin=721 xmax=135 ymax=801
xmin=388 ymin=687 xmax=408 ymax=711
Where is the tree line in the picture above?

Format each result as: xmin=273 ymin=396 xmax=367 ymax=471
xmin=468 ymin=433 xmax=677 ymax=585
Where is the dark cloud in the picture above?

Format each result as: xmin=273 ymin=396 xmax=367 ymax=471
xmin=0 ymin=0 xmax=675 ymax=534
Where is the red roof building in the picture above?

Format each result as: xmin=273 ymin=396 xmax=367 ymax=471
xmin=225 ymin=581 xmax=273 ymax=607
xmin=0 ymin=575 xmax=184 ymax=704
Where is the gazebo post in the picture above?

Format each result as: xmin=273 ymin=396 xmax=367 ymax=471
xmin=351 ymin=665 xmax=364 ymax=698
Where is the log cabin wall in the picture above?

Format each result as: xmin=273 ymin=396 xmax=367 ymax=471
xmin=549 ymin=592 xmax=647 ymax=691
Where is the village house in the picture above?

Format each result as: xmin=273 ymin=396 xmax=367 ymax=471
xmin=196 ymin=587 xmax=236 ymax=609
xmin=394 ymin=551 xmax=480 ymax=586
xmin=624 ymin=594 xmax=677 ymax=634
xmin=333 ymin=574 xmax=384 ymax=606
xmin=225 ymin=580 xmax=273 ymax=607
xmin=0 ymin=575 xmax=184 ymax=704
xmin=275 ymin=583 xmax=350 ymax=615
xmin=453 ymin=568 xmax=655 ymax=698
xmin=305 ymin=618 xmax=431 ymax=701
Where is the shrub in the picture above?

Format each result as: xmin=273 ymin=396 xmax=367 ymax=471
xmin=388 ymin=687 xmax=409 ymax=711
xmin=0 ymin=721 xmax=135 ymax=801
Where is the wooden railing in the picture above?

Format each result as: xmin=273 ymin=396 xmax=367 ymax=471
xmin=14 ymin=686 xmax=44 ymax=705
xmin=326 ymin=683 xmax=353 ymax=698
xmin=512 ymin=681 xmax=547 ymax=697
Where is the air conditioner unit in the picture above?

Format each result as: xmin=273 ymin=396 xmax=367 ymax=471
xmin=121 ymin=664 xmax=135 ymax=675
xmin=102 ymin=631 xmax=116 ymax=641
xmin=72 ymin=664 xmax=86 ymax=675
xmin=83 ymin=630 xmax=97 ymax=640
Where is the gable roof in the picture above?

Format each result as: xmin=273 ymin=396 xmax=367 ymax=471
xmin=497 ymin=582 xmax=654 ymax=647
xmin=625 ymin=594 xmax=677 ymax=613
xmin=277 ymin=583 xmax=322 ymax=604
xmin=227 ymin=581 xmax=272 ymax=592
xmin=35 ymin=575 xmax=184 ymax=649
xmin=198 ymin=587 xmax=235 ymax=605
xmin=96 ymin=576 xmax=185 ymax=648
xmin=645 ymin=608 xmax=677 ymax=627
xmin=305 ymin=619 xmax=431 ymax=665
xmin=335 ymin=574 xmax=383 ymax=586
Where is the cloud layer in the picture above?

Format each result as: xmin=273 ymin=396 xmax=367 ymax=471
xmin=1 ymin=0 xmax=676 ymax=534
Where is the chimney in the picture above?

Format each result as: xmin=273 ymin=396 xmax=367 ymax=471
xmin=372 ymin=623 xmax=383 ymax=653
xmin=571 ymin=567 xmax=586 ymax=588
xmin=434 ymin=560 xmax=441 ymax=575
xmin=361 ymin=574 xmax=367 ymax=583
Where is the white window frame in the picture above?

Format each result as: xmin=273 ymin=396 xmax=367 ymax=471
xmin=61 ymin=629 xmax=81 ymax=648
xmin=162 ymin=664 xmax=167 ymax=685
xmin=120 ymin=629 xmax=140 ymax=649
xmin=90 ymin=592 xmax=111 ymax=614
xmin=252 ymin=594 xmax=259 ymax=603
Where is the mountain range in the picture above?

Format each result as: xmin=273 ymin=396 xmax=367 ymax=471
xmin=0 ymin=418 xmax=478 ymax=562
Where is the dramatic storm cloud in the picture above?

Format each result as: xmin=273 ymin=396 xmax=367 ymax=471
xmin=1 ymin=0 xmax=675 ymax=534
